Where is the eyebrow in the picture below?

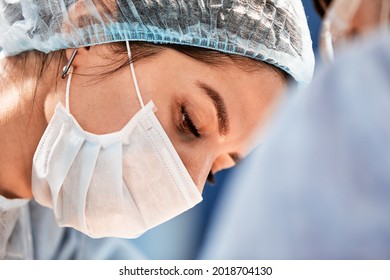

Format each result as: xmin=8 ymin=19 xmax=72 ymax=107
xmin=196 ymin=82 xmax=243 ymax=166
xmin=196 ymin=81 xmax=229 ymax=136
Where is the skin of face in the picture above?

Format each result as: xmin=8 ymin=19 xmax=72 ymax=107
xmin=52 ymin=45 xmax=286 ymax=192
xmin=327 ymin=0 xmax=388 ymax=40
xmin=349 ymin=0 xmax=388 ymax=36
xmin=0 ymin=44 xmax=286 ymax=198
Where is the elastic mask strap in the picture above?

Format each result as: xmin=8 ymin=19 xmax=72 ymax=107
xmin=126 ymin=41 xmax=145 ymax=108
xmin=65 ymin=67 xmax=73 ymax=112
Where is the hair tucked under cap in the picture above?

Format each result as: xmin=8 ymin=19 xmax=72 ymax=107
xmin=0 ymin=0 xmax=314 ymax=84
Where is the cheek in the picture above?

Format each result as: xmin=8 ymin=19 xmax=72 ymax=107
xmin=60 ymin=70 xmax=143 ymax=135
xmin=155 ymin=107 xmax=216 ymax=191
xmin=145 ymin=93 xmax=216 ymax=192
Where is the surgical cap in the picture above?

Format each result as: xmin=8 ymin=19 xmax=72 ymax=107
xmin=0 ymin=0 xmax=314 ymax=84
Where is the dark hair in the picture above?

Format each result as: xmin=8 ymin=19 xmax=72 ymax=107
xmin=101 ymin=41 xmax=291 ymax=83
xmin=7 ymin=41 xmax=290 ymax=102
xmin=312 ymin=0 xmax=333 ymax=18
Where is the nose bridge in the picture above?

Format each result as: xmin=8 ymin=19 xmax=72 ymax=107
xmin=175 ymin=142 xmax=216 ymax=189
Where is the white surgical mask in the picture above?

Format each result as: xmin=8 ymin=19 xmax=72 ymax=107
xmin=32 ymin=42 xmax=202 ymax=238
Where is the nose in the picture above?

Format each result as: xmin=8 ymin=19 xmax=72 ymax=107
xmin=211 ymin=153 xmax=236 ymax=175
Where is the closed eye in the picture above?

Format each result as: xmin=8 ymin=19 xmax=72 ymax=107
xmin=178 ymin=104 xmax=201 ymax=138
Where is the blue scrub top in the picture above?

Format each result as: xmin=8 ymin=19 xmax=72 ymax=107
xmin=0 ymin=196 xmax=146 ymax=259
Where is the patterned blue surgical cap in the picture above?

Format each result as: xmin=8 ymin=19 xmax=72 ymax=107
xmin=0 ymin=0 xmax=314 ymax=84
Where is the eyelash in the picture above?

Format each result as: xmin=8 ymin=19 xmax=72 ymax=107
xmin=178 ymin=104 xmax=216 ymax=185
xmin=179 ymin=104 xmax=201 ymax=138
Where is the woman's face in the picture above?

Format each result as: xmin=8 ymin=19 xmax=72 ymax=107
xmin=58 ymin=45 xmax=286 ymax=192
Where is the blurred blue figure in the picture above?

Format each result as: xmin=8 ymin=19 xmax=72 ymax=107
xmin=199 ymin=0 xmax=390 ymax=259
xmin=28 ymin=200 xmax=147 ymax=259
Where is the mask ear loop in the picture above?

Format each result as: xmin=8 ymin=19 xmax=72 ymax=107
xmin=62 ymin=49 xmax=78 ymax=113
xmin=126 ymin=41 xmax=145 ymax=108
xmin=65 ymin=66 xmax=73 ymax=113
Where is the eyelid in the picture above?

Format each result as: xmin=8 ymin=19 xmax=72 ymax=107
xmin=178 ymin=104 xmax=201 ymax=139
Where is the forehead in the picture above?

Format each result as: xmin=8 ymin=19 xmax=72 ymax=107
xmin=154 ymin=48 xmax=287 ymax=150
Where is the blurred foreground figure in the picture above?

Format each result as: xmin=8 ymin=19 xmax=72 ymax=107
xmin=200 ymin=0 xmax=390 ymax=259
